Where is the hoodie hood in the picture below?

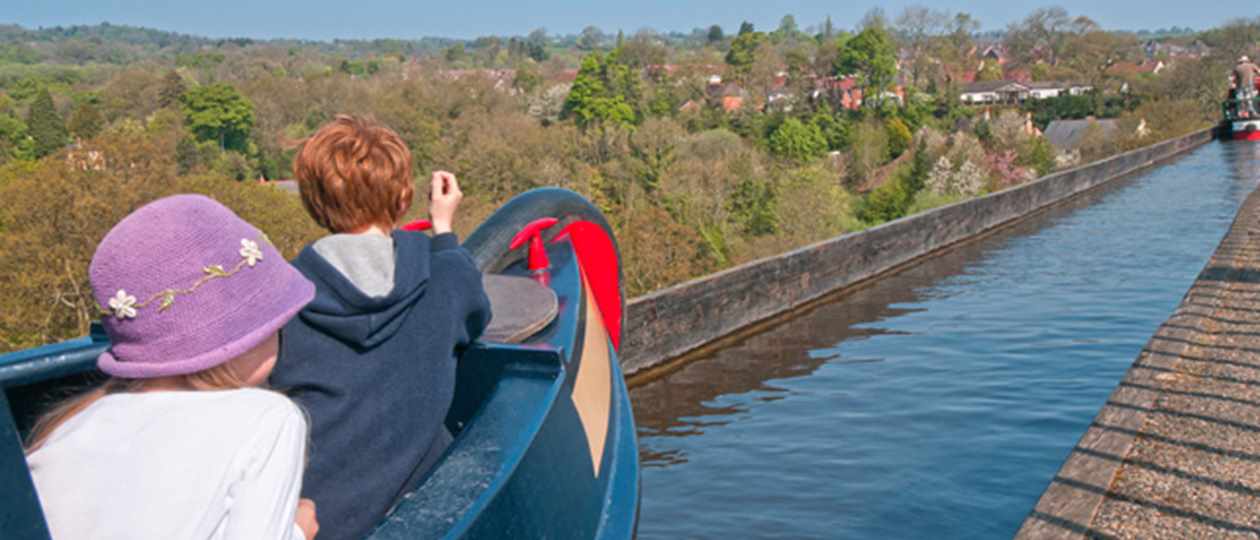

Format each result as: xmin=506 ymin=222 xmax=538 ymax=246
xmin=293 ymin=230 xmax=431 ymax=348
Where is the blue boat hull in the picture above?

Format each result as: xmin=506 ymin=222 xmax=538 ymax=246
xmin=0 ymin=188 xmax=641 ymax=540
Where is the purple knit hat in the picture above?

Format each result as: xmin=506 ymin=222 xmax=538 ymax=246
xmin=89 ymin=194 xmax=315 ymax=379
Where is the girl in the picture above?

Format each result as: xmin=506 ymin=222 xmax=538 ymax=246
xmin=25 ymin=194 xmax=320 ymax=540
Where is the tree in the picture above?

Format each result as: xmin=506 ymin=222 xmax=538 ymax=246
xmin=886 ymin=117 xmax=913 ymax=158
xmin=738 ymin=21 xmax=755 ymax=36
xmin=895 ymin=6 xmax=948 ymax=88
xmin=513 ymin=64 xmax=543 ymax=93
xmin=976 ymin=61 xmax=1003 ymax=81
xmin=180 ymin=83 xmax=255 ymax=152
xmin=158 ymin=70 xmax=187 ymax=109
xmin=526 ymin=28 xmax=550 ymax=62
xmin=810 ymin=109 xmax=851 ymax=150
xmin=946 ymin=12 xmax=979 ymax=57
xmin=837 ymin=26 xmax=898 ymax=103
xmin=26 ymin=88 xmax=69 ymax=158
xmin=728 ymin=176 xmax=777 ymax=235
xmin=768 ymin=118 xmax=827 ymax=162
xmin=859 ymin=7 xmax=889 ymax=31
xmin=67 ymin=100 xmax=104 ymax=140
xmin=619 ymin=31 xmax=668 ymax=68
xmin=726 ymin=29 xmax=768 ymax=76
xmin=707 ymin=25 xmax=724 ymax=44
xmin=444 ymin=43 xmax=466 ymax=63
xmin=774 ymin=14 xmax=800 ymax=41
xmin=0 ymin=114 xmax=33 ymax=163
xmin=561 ymin=52 xmax=637 ymax=130
xmin=579 ymin=26 xmax=605 ymax=50
xmin=1062 ymin=28 xmax=1134 ymax=107
xmin=1005 ymin=7 xmax=1072 ymax=66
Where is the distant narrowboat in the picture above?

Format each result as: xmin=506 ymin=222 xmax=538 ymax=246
xmin=1222 ymin=80 xmax=1260 ymax=141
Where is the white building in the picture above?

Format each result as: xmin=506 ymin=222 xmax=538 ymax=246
xmin=960 ymin=80 xmax=1093 ymax=104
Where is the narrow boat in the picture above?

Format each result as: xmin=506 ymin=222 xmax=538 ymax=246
xmin=1222 ymin=80 xmax=1260 ymax=141
xmin=0 ymin=188 xmax=640 ymax=539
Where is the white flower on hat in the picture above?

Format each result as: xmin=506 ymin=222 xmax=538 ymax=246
xmin=239 ymin=238 xmax=263 ymax=267
xmin=108 ymin=290 xmax=138 ymax=320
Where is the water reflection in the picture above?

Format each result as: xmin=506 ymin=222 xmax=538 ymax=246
xmin=632 ymin=142 xmax=1257 ymax=539
xmin=633 ymin=175 xmax=1121 ymax=457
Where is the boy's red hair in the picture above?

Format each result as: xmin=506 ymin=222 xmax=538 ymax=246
xmin=294 ymin=115 xmax=414 ymax=233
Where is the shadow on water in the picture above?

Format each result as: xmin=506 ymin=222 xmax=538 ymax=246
xmin=631 ymin=141 xmax=1260 ymax=539
xmin=633 ymin=171 xmax=1130 ymax=450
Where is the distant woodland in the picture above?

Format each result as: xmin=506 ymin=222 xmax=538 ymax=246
xmin=1 ymin=10 xmax=1255 ymax=350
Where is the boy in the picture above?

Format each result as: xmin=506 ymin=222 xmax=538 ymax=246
xmin=273 ymin=115 xmax=491 ymax=540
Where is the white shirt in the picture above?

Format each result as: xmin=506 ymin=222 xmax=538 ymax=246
xmin=27 ymin=388 xmax=308 ymax=540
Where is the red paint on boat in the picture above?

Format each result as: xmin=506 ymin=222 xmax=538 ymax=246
xmin=509 ymin=218 xmax=561 ymax=277
xmin=556 ymin=221 xmax=623 ymax=351
xmin=1233 ymin=129 xmax=1260 ymax=141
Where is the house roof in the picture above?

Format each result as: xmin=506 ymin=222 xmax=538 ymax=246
xmin=1044 ymin=119 xmax=1118 ymax=150
xmin=961 ymin=80 xmax=1089 ymax=94
xmin=961 ymin=80 xmax=1028 ymax=94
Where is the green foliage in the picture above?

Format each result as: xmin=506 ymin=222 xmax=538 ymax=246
xmin=444 ymin=43 xmax=466 ymax=63
xmin=338 ymin=58 xmax=382 ymax=77
xmin=855 ymin=139 xmax=929 ymax=224
xmin=180 ymin=83 xmax=255 ymax=152
xmin=525 ymin=29 xmax=549 ymax=62
xmin=810 ymin=109 xmax=851 ymax=151
xmin=1019 ymin=136 xmax=1056 ymax=176
xmin=857 ymin=173 xmax=911 ymax=224
xmin=513 ymin=64 xmax=542 ymax=93
xmin=158 ymin=70 xmax=186 ymax=108
xmin=561 ymin=53 xmax=637 ymax=130
xmin=836 ymin=26 xmax=898 ymax=99
xmin=1022 ymin=93 xmax=1128 ymax=129
xmin=905 ymin=189 xmax=963 ymax=215
xmin=725 ymin=30 xmax=767 ymax=75
xmin=768 ymin=118 xmax=827 ymax=162
xmin=0 ymin=43 xmax=44 ymax=65
xmin=175 ymin=51 xmax=225 ymax=69
xmin=707 ymin=25 xmax=725 ymax=44
xmin=728 ymin=176 xmax=778 ymax=235
xmin=0 ymin=113 xmax=34 ymax=163
xmin=973 ymin=119 xmax=992 ymax=145
xmin=26 ymin=88 xmax=68 ymax=157
xmin=67 ymin=100 xmax=104 ymax=140
xmin=848 ymin=118 xmax=891 ymax=185
xmin=885 ymin=116 xmax=913 ymax=158
xmin=976 ymin=61 xmax=1003 ymax=81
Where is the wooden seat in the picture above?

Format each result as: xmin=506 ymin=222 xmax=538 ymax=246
xmin=481 ymin=274 xmax=558 ymax=343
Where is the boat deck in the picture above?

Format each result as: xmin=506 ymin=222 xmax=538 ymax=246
xmin=1018 ymin=184 xmax=1260 ymax=538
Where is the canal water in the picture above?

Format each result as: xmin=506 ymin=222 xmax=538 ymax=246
xmin=631 ymin=142 xmax=1260 ymax=539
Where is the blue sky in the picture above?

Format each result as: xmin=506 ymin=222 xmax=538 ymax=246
xmin=5 ymin=0 xmax=1252 ymax=40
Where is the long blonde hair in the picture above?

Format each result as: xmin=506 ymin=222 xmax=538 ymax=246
xmin=25 ymin=363 xmax=246 ymax=452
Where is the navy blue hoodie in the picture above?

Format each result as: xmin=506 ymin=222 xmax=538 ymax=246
xmin=273 ymin=231 xmax=490 ymax=540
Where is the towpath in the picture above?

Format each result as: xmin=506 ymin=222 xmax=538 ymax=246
xmin=1018 ymin=184 xmax=1260 ymax=538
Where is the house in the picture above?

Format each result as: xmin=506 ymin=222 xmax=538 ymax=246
xmin=960 ymin=80 xmax=1092 ymax=104
xmin=704 ymin=81 xmax=748 ymax=112
xmin=981 ymin=44 xmax=1006 ymax=65
xmin=811 ymin=76 xmax=863 ymax=110
xmin=1043 ymin=117 xmax=1146 ymax=167
xmin=1044 ymin=118 xmax=1118 ymax=152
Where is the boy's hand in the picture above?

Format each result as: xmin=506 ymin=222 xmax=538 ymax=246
xmin=297 ymin=498 xmax=319 ymax=540
xmin=429 ymin=171 xmax=462 ymax=235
